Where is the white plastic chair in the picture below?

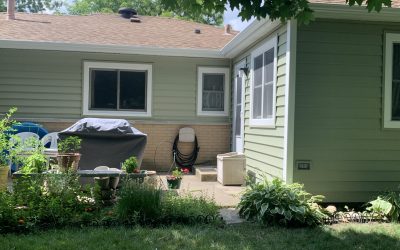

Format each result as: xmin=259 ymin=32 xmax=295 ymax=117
xmin=13 ymin=132 xmax=39 ymax=145
xmin=41 ymin=132 xmax=59 ymax=155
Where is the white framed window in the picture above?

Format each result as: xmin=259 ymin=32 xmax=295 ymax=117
xmin=83 ymin=61 xmax=152 ymax=117
xmin=384 ymin=33 xmax=400 ymax=128
xmin=250 ymin=35 xmax=277 ymax=127
xmin=197 ymin=67 xmax=230 ymax=116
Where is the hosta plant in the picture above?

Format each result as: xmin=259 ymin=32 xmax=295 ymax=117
xmin=237 ymin=178 xmax=326 ymax=227
xmin=367 ymin=190 xmax=400 ymax=222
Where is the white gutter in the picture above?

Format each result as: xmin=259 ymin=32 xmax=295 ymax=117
xmin=221 ymin=18 xmax=281 ymax=59
xmin=0 ymin=40 xmax=225 ymax=59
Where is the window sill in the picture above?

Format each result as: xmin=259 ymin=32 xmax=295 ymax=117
xmin=83 ymin=110 xmax=151 ymax=117
xmin=249 ymin=118 xmax=276 ymax=128
xmin=383 ymin=119 xmax=400 ymax=129
xmin=197 ymin=111 xmax=229 ymax=117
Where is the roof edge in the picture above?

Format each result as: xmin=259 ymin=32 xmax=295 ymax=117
xmin=312 ymin=3 xmax=400 ymax=21
xmin=221 ymin=19 xmax=282 ymax=59
xmin=222 ymin=3 xmax=400 ymax=58
xmin=0 ymin=40 xmax=226 ymax=58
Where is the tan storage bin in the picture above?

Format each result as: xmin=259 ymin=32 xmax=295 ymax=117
xmin=217 ymin=152 xmax=246 ymax=186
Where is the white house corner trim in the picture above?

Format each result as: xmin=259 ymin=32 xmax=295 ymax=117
xmin=283 ymin=20 xmax=297 ymax=184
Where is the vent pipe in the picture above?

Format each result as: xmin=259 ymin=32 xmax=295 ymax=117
xmin=7 ymin=0 xmax=15 ymax=20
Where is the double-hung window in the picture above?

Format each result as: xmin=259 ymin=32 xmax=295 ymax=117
xmin=197 ymin=67 xmax=230 ymax=116
xmin=384 ymin=33 xmax=400 ymax=128
xmin=83 ymin=62 xmax=152 ymax=117
xmin=250 ymin=36 xmax=277 ymax=126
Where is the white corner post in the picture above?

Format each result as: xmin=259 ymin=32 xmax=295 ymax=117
xmin=283 ymin=19 xmax=297 ymax=183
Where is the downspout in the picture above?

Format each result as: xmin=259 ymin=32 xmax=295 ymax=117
xmin=7 ymin=0 xmax=15 ymax=20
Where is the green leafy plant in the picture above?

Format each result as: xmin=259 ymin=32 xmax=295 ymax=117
xmin=116 ymin=177 xmax=162 ymax=223
xmin=162 ymin=191 xmax=218 ymax=220
xmin=0 ymin=107 xmax=18 ymax=166
xmin=9 ymin=137 xmax=48 ymax=174
xmin=58 ymin=136 xmax=81 ymax=154
xmin=121 ymin=156 xmax=138 ymax=173
xmin=237 ymin=178 xmax=326 ymax=227
xmin=367 ymin=190 xmax=400 ymax=221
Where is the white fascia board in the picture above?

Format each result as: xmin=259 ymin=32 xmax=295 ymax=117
xmin=221 ymin=19 xmax=282 ymax=59
xmin=0 ymin=40 xmax=225 ymax=59
xmin=312 ymin=3 xmax=400 ymax=22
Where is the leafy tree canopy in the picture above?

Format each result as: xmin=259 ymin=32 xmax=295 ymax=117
xmin=67 ymin=0 xmax=223 ymax=25
xmin=0 ymin=0 xmax=62 ymax=13
xmin=161 ymin=0 xmax=394 ymax=24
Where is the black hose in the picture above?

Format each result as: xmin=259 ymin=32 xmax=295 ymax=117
xmin=172 ymin=134 xmax=199 ymax=171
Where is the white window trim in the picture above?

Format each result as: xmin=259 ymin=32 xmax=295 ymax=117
xmin=197 ymin=67 xmax=230 ymax=116
xmin=249 ymin=35 xmax=278 ymax=127
xmin=82 ymin=61 xmax=152 ymax=117
xmin=384 ymin=33 xmax=400 ymax=128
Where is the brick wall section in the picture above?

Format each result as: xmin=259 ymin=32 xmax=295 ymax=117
xmin=40 ymin=121 xmax=231 ymax=172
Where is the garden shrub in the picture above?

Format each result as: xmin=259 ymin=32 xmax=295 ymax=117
xmin=116 ymin=177 xmax=162 ymax=223
xmin=162 ymin=191 xmax=219 ymax=221
xmin=237 ymin=178 xmax=326 ymax=227
xmin=11 ymin=173 xmax=93 ymax=229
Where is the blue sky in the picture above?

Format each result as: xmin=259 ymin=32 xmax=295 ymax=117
xmin=223 ymin=7 xmax=253 ymax=31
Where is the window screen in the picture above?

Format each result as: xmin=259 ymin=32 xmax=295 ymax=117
xmin=392 ymin=43 xmax=400 ymax=120
xmin=90 ymin=69 xmax=147 ymax=111
xmin=202 ymin=73 xmax=225 ymax=111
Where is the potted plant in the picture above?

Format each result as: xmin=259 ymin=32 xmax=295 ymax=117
xmin=0 ymin=108 xmax=17 ymax=191
xmin=121 ymin=156 xmax=139 ymax=173
xmin=57 ymin=136 xmax=82 ymax=172
xmin=166 ymin=167 xmax=189 ymax=189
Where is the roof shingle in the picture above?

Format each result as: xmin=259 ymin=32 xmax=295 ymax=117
xmin=0 ymin=13 xmax=237 ymax=50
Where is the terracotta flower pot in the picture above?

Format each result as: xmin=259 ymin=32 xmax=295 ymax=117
xmin=57 ymin=153 xmax=81 ymax=172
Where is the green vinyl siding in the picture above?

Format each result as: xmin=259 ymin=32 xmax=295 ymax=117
xmin=294 ymin=19 xmax=400 ymax=202
xmin=234 ymin=25 xmax=288 ymax=180
xmin=0 ymin=49 xmax=230 ymax=123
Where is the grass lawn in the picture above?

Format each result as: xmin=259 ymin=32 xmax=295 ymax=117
xmin=1 ymin=223 xmax=400 ymax=250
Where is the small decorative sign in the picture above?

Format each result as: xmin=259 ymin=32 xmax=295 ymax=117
xmin=296 ymin=160 xmax=311 ymax=170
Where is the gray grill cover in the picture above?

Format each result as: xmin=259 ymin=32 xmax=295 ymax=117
xmin=59 ymin=118 xmax=147 ymax=170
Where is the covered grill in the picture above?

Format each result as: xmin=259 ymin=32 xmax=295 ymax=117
xmin=59 ymin=118 xmax=147 ymax=170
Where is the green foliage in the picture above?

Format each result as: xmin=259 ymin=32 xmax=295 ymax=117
xmin=162 ymin=0 xmax=393 ymax=25
xmin=121 ymin=156 xmax=138 ymax=173
xmin=8 ymin=136 xmax=47 ymax=174
xmin=9 ymin=173 xmax=90 ymax=230
xmin=116 ymin=177 xmax=162 ymax=222
xmin=67 ymin=0 xmax=223 ymax=25
xmin=0 ymin=0 xmax=63 ymax=13
xmin=170 ymin=167 xmax=183 ymax=179
xmin=0 ymin=192 xmax=18 ymax=232
xmin=367 ymin=190 xmax=400 ymax=221
xmin=162 ymin=191 xmax=218 ymax=219
xmin=58 ymin=136 xmax=81 ymax=154
xmin=238 ymin=178 xmax=326 ymax=227
xmin=0 ymin=107 xmax=18 ymax=166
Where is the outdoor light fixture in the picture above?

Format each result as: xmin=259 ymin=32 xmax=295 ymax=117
xmin=240 ymin=67 xmax=249 ymax=77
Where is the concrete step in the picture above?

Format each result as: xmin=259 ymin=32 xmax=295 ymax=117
xmin=195 ymin=166 xmax=217 ymax=182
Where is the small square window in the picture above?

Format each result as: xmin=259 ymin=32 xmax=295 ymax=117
xmin=197 ymin=67 xmax=229 ymax=116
